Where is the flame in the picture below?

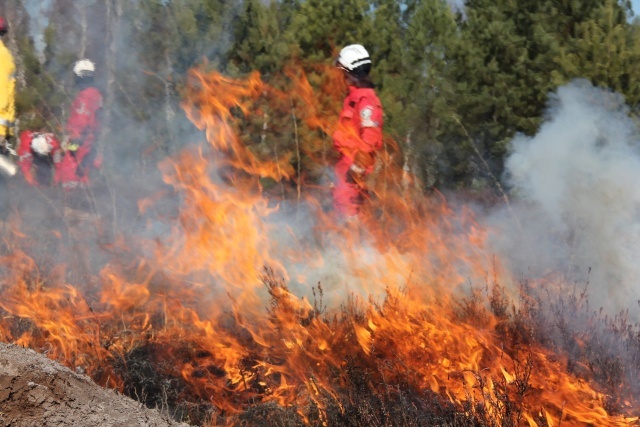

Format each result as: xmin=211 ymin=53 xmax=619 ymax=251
xmin=0 ymin=62 xmax=636 ymax=426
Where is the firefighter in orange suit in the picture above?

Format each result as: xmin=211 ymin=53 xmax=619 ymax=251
xmin=332 ymin=44 xmax=384 ymax=219
xmin=17 ymin=131 xmax=63 ymax=187
xmin=58 ymin=59 xmax=103 ymax=189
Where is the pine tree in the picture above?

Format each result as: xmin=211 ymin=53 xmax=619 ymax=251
xmin=370 ymin=0 xmax=407 ymax=138
xmin=395 ymin=0 xmax=458 ymax=189
xmin=288 ymin=0 xmax=373 ymax=62
xmin=445 ymin=0 xmax=633 ymax=189
xmin=227 ymin=0 xmax=294 ymax=76
xmin=552 ymin=0 xmax=640 ymax=105
xmin=448 ymin=0 xmax=540 ymax=187
xmin=113 ymin=0 xmax=239 ymax=158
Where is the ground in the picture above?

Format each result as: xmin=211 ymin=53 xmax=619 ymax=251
xmin=0 ymin=343 xmax=190 ymax=427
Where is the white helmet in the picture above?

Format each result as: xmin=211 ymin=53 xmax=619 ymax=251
xmin=336 ymin=44 xmax=371 ymax=73
xmin=73 ymin=59 xmax=95 ymax=78
xmin=31 ymin=134 xmax=52 ymax=155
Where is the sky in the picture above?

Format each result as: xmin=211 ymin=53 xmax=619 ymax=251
xmin=634 ymin=0 xmax=640 ymax=16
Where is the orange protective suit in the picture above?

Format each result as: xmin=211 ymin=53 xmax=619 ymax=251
xmin=332 ymin=86 xmax=383 ymax=217
xmin=59 ymin=86 xmax=103 ymax=189
xmin=17 ymin=131 xmax=63 ymax=187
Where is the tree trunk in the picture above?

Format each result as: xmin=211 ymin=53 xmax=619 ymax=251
xmin=79 ymin=1 xmax=88 ymax=58
xmin=402 ymin=130 xmax=413 ymax=192
xmin=164 ymin=50 xmax=175 ymax=127
xmin=291 ymin=97 xmax=301 ymax=208
xmin=100 ymin=0 xmax=122 ymax=237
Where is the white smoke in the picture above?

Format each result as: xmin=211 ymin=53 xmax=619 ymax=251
xmin=22 ymin=0 xmax=51 ymax=62
xmin=447 ymin=0 xmax=466 ymax=15
xmin=491 ymin=80 xmax=640 ymax=314
xmin=263 ymin=201 xmax=395 ymax=309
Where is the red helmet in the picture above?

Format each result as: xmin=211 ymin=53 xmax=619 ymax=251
xmin=0 ymin=17 xmax=6 ymax=34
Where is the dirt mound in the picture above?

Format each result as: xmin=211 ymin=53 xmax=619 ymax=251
xmin=0 ymin=343 xmax=190 ymax=427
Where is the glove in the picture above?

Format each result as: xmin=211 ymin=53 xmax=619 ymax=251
xmin=67 ymin=139 xmax=81 ymax=152
xmin=0 ymin=137 xmax=7 ymax=157
xmin=347 ymin=163 xmax=366 ymax=187
xmin=349 ymin=162 xmax=366 ymax=176
xmin=0 ymin=154 xmax=17 ymax=177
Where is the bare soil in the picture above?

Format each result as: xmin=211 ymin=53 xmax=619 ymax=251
xmin=0 ymin=343 xmax=190 ymax=427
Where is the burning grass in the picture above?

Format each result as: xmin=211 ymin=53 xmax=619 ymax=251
xmin=0 ymin=242 xmax=637 ymax=426
xmin=0 ymin=66 xmax=638 ymax=426
xmin=118 ymin=272 xmax=640 ymax=426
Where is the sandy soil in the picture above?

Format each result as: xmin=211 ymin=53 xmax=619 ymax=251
xmin=0 ymin=343 xmax=191 ymax=427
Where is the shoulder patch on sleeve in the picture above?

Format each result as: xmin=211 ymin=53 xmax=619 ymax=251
xmin=360 ymin=106 xmax=377 ymax=127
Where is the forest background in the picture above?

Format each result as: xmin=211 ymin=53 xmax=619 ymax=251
xmin=1 ymin=0 xmax=640 ymax=200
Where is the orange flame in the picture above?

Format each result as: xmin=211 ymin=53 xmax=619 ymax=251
xmin=0 ymin=62 xmax=635 ymax=426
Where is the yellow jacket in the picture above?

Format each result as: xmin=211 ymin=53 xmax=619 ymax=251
xmin=0 ymin=39 xmax=16 ymax=137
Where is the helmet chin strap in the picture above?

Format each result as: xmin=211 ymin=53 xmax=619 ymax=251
xmin=344 ymin=73 xmax=359 ymax=85
xmin=344 ymin=72 xmax=374 ymax=89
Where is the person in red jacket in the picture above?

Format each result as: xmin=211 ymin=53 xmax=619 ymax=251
xmin=332 ymin=44 xmax=384 ymax=219
xmin=59 ymin=59 xmax=103 ymax=189
xmin=17 ymin=131 xmax=63 ymax=186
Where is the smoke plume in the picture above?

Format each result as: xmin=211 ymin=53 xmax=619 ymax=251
xmin=492 ymin=79 xmax=640 ymax=314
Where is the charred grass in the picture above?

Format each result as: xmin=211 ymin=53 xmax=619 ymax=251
xmin=1 ymin=258 xmax=638 ymax=426
xmin=104 ymin=268 xmax=640 ymax=426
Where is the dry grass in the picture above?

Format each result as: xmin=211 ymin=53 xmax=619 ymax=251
xmin=103 ymin=268 xmax=640 ymax=426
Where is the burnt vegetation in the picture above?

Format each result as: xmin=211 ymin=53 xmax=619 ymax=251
xmin=0 ymin=228 xmax=637 ymax=426
xmin=89 ymin=268 xmax=639 ymax=426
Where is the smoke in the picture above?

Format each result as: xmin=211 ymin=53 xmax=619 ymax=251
xmin=15 ymin=4 xmax=640 ymax=319
xmin=2 ymin=1 xmax=216 ymax=276
xmin=22 ymin=0 xmax=51 ymax=62
xmin=490 ymin=80 xmax=640 ymax=314
xmin=447 ymin=0 xmax=466 ymax=15
xmin=266 ymin=202 xmax=396 ymax=308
